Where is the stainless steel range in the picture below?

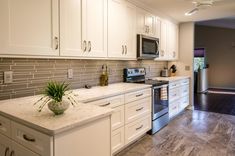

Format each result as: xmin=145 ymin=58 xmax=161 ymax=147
xmin=124 ymin=67 xmax=169 ymax=134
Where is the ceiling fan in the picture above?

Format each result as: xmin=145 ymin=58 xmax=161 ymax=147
xmin=185 ymin=0 xmax=223 ymax=16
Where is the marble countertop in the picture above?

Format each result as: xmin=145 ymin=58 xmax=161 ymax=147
xmin=0 ymin=83 xmax=151 ymax=135
xmin=73 ymin=83 xmax=152 ymax=103
xmin=153 ymin=76 xmax=190 ymax=82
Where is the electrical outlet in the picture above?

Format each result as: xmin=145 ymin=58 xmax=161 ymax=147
xmin=68 ymin=69 xmax=73 ymax=79
xmin=4 ymin=71 xmax=13 ymax=84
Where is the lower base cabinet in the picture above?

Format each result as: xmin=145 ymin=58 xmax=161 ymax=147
xmin=112 ymin=127 xmax=125 ymax=153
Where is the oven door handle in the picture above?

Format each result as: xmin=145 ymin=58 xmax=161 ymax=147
xmin=152 ymin=84 xmax=168 ymax=89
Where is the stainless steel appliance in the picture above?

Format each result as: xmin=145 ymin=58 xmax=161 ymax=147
xmin=137 ymin=34 xmax=159 ymax=59
xmin=124 ymin=67 xmax=169 ymax=134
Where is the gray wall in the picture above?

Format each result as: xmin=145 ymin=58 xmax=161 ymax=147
xmin=195 ymin=25 xmax=235 ymax=89
xmin=0 ymin=58 xmax=167 ymax=100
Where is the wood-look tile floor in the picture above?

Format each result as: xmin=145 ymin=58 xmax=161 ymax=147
xmin=116 ymin=110 xmax=235 ymax=156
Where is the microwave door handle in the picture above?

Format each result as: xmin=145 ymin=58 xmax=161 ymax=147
xmin=156 ymin=41 xmax=159 ymax=55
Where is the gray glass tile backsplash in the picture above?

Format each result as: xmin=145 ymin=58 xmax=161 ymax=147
xmin=0 ymin=58 xmax=167 ymax=100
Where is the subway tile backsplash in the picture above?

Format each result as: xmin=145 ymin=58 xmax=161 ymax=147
xmin=0 ymin=58 xmax=167 ymax=100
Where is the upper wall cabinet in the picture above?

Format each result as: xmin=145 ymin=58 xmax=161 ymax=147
xmin=108 ymin=0 xmax=136 ymax=59
xmin=155 ymin=19 xmax=179 ymax=61
xmin=0 ymin=0 xmax=59 ymax=56
xmin=60 ymin=0 xmax=107 ymax=58
xmin=136 ymin=8 xmax=156 ymax=37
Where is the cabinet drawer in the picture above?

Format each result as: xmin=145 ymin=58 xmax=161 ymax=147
xmin=88 ymin=94 xmax=124 ymax=108
xmin=125 ymin=88 xmax=151 ymax=104
xmin=180 ymin=85 xmax=189 ymax=97
xmin=0 ymin=115 xmax=11 ymax=137
xmin=181 ymin=79 xmax=189 ymax=86
xmin=112 ymin=127 xmax=124 ymax=154
xmin=111 ymin=105 xmax=125 ymax=130
xmin=169 ymin=101 xmax=179 ymax=118
xmin=169 ymin=81 xmax=181 ymax=89
xmin=179 ymin=96 xmax=189 ymax=112
xmin=11 ymin=121 xmax=52 ymax=156
xmin=125 ymin=97 xmax=151 ymax=124
xmin=169 ymin=88 xmax=180 ymax=102
xmin=125 ymin=115 xmax=151 ymax=145
xmin=12 ymin=140 xmax=40 ymax=156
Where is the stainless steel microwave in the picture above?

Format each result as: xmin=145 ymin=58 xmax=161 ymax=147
xmin=137 ymin=34 xmax=159 ymax=59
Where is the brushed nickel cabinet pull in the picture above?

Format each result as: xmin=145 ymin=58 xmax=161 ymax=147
xmin=5 ymin=147 xmax=9 ymax=156
xmin=122 ymin=45 xmax=124 ymax=54
xmin=88 ymin=41 xmax=91 ymax=52
xmin=23 ymin=134 xmax=36 ymax=142
xmin=100 ymin=102 xmax=111 ymax=107
xmin=136 ymin=125 xmax=143 ymax=131
xmin=136 ymin=93 xmax=143 ymax=97
xmin=136 ymin=107 xmax=144 ymax=111
xmin=125 ymin=45 xmax=127 ymax=54
xmin=10 ymin=150 xmax=14 ymax=156
xmin=83 ymin=40 xmax=87 ymax=52
xmin=54 ymin=36 xmax=59 ymax=50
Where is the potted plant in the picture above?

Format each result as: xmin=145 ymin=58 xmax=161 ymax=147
xmin=34 ymin=81 xmax=78 ymax=115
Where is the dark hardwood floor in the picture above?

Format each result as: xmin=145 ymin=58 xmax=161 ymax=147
xmin=194 ymin=92 xmax=235 ymax=115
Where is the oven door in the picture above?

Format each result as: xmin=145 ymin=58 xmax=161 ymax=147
xmin=137 ymin=34 xmax=159 ymax=59
xmin=152 ymin=85 xmax=169 ymax=120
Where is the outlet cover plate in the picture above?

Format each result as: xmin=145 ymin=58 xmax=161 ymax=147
xmin=4 ymin=71 xmax=13 ymax=84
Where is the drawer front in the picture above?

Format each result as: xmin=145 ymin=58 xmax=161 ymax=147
xmin=11 ymin=121 xmax=52 ymax=156
xmin=0 ymin=115 xmax=11 ymax=137
xmin=125 ymin=88 xmax=151 ymax=104
xmin=169 ymin=81 xmax=181 ymax=89
xmin=169 ymin=101 xmax=179 ymax=118
xmin=169 ymin=88 xmax=180 ymax=102
xmin=125 ymin=97 xmax=151 ymax=124
xmin=111 ymin=105 xmax=125 ymax=130
xmin=12 ymin=140 xmax=40 ymax=156
xmin=125 ymin=115 xmax=151 ymax=145
xmin=88 ymin=94 xmax=124 ymax=108
xmin=179 ymin=96 xmax=189 ymax=112
xmin=181 ymin=79 xmax=189 ymax=86
xmin=180 ymin=85 xmax=189 ymax=97
xmin=111 ymin=127 xmax=124 ymax=154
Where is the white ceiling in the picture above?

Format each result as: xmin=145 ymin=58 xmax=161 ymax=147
xmin=132 ymin=0 xmax=235 ymax=22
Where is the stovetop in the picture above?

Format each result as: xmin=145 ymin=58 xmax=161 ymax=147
xmin=143 ymin=79 xmax=168 ymax=86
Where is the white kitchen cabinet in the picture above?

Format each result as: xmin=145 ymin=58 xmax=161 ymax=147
xmin=0 ymin=0 xmax=59 ymax=56
xmin=60 ymin=0 xmax=107 ymax=58
xmin=155 ymin=19 xmax=179 ymax=61
xmin=136 ymin=8 xmax=156 ymax=37
xmin=0 ymin=133 xmax=39 ymax=156
xmin=108 ymin=0 xmax=136 ymax=59
xmin=168 ymin=78 xmax=190 ymax=119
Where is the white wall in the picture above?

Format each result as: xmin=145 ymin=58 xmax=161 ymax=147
xmin=169 ymin=22 xmax=195 ymax=108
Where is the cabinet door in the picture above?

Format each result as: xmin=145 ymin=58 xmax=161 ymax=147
xmin=124 ymin=2 xmax=136 ymax=59
xmin=82 ymin=0 xmax=107 ymax=57
xmin=0 ymin=133 xmax=11 ymax=156
xmin=12 ymin=141 xmax=40 ymax=156
xmin=0 ymin=0 xmax=59 ymax=56
xmin=159 ymin=20 xmax=167 ymax=59
xmin=60 ymin=0 xmax=83 ymax=56
xmin=144 ymin=13 xmax=155 ymax=36
xmin=108 ymin=0 xmax=126 ymax=58
xmin=167 ymin=22 xmax=178 ymax=60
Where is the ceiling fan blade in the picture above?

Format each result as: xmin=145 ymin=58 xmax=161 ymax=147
xmin=185 ymin=8 xmax=199 ymax=16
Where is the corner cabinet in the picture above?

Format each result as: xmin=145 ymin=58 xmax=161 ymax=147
xmin=0 ymin=0 xmax=59 ymax=56
xmin=60 ymin=0 xmax=107 ymax=58
xmin=155 ymin=19 xmax=179 ymax=61
xmin=108 ymin=0 xmax=136 ymax=59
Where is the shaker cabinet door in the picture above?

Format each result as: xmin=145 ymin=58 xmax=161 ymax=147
xmin=0 ymin=133 xmax=11 ymax=156
xmin=0 ymin=0 xmax=59 ymax=56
